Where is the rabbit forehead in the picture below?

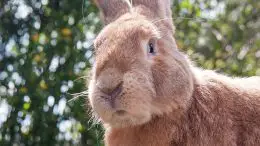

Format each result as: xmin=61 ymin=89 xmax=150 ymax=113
xmin=94 ymin=13 xmax=159 ymax=49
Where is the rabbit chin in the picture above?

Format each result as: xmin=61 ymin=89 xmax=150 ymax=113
xmin=102 ymin=109 xmax=152 ymax=128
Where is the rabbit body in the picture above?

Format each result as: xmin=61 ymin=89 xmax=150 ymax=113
xmin=88 ymin=0 xmax=260 ymax=145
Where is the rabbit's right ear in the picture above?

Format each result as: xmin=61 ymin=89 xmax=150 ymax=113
xmin=94 ymin=0 xmax=130 ymax=24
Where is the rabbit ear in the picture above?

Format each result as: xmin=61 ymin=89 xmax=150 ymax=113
xmin=132 ymin=0 xmax=173 ymax=19
xmin=132 ymin=0 xmax=175 ymax=34
xmin=94 ymin=0 xmax=130 ymax=24
xmin=94 ymin=0 xmax=173 ymax=25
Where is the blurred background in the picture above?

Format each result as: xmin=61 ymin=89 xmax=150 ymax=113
xmin=0 ymin=0 xmax=259 ymax=145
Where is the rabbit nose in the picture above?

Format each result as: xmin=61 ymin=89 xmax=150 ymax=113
xmin=99 ymin=82 xmax=123 ymax=106
xmin=109 ymin=82 xmax=123 ymax=100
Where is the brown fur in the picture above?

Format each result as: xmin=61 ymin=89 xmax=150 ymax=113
xmin=88 ymin=0 xmax=260 ymax=145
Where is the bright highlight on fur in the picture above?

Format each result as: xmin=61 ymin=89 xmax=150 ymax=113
xmin=89 ymin=0 xmax=260 ymax=146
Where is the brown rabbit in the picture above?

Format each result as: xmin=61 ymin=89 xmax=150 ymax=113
xmin=87 ymin=0 xmax=260 ymax=146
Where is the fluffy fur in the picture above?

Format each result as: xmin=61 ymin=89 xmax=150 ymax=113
xmin=88 ymin=0 xmax=260 ymax=145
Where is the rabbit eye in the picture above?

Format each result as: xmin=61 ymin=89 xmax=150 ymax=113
xmin=146 ymin=39 xmax=157 ymax=58
xmin=148 ymin=43 xmax=154 ymax=54
xmin=147 ymin=42 xmax=156 ymax=56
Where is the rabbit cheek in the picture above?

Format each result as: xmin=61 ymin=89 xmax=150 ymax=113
xmin=150 ymin=57 xmax=194 ymax=114
xmin=88 ymin=87 xmax=114 ymax=124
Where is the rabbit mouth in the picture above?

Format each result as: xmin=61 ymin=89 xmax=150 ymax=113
xmin=103 ymin=108 xmax=151 ymax=128
xmin=111 ymin=109 xmax=130 ymax=121
xmin=114 ymin=110 xmax=127 ymax=116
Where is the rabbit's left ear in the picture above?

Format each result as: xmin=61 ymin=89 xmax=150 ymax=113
xmin=133 ymin=0 xmax=173 ymax=19
xmin=94 ymin=0 xmax=130 ymax=24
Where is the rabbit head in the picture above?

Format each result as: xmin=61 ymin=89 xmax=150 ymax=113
xmin=88 ymin=0 xmax=194 ymax=128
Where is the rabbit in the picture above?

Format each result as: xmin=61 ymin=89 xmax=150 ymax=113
xmin=87 ymin=0 xmax=260 ymax=145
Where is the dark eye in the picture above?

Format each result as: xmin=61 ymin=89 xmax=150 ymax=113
xmin=146 ymin=39 xmax=157 ymax=58
xmin=148 ymin=43 xmax=154 ymax=54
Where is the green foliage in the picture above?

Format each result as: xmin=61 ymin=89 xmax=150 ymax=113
xmin=0 ymin=0 xmax=259 ymax=145
xmin=0 ymin=0 xmax=103 ymax=145
xmin=173 ymin=0 xmax=260 ymax=76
